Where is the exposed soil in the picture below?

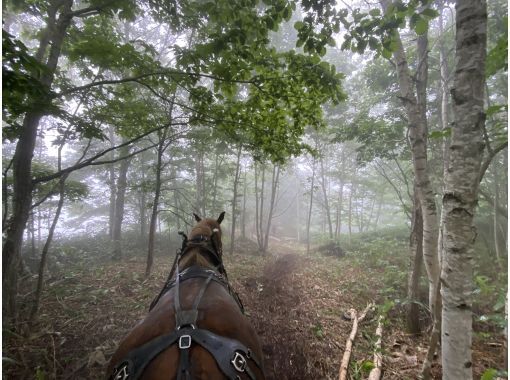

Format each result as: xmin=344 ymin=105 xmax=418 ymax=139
xmin=4 ymin=242 xmax=506 ymax=379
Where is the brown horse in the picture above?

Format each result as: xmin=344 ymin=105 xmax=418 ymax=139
xmin=107 ymin=212 xmax=264 ymax=380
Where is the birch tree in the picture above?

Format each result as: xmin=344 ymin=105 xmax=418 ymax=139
xmin=440 ymin=1 xmax=487 ymax=378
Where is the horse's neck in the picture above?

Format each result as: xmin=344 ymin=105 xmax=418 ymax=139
xmin=179 ymin=248 xmax=215 ymax=271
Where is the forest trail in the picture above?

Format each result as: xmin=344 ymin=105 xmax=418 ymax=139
xmin=4 ymin=242 xmax=504 ymax=379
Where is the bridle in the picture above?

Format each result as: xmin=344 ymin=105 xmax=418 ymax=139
xmin=149 ymin=228 xmax=239 ymax=312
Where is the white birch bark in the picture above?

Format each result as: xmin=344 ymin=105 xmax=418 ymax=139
xmin=441 ymin=1 xmax=487 ymax=379
xmin=380 ymin=0 xmax=440 ymax=316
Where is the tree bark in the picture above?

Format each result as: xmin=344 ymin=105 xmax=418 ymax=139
xmin=380 ymin=0 xmax=440 ymax=322
xmin=194 ymin=148 xmax=206 ymax=216
xmin=254 ymin=164 xmax=261 ymax=249
xmin=348 ymin=182 xmax=355 ymax=244
xmin=241 ymin=167 xmax=247 ymax=239
xmin=229 ymin=146 xmax=242 ymax=255
xmin=112 ymin=143 xmax=131 ymax=260
xmin=139 ymin=155 xmax=147 ymax=242
xmin=211 ymin=150 xmax=220 ymax=215
xmin=438 ymin=2 xmax=451 ymax=182
xmin=441 ymin=1 xmax=487 ymax=378
xmin=296 ymin=178 xmax=301 ymax=242
xmin=108 ymin=126 xmax=116 ymax=238
xmin=335 ymin=183 xmax=344 ymax=238
xmin=492 ymin=165 xmax=502 ymax=266
xmin=319 ymin=154 xmax=334 ymax=239
xmin=306 ymin=156 xmax=317 ymax=254
xmin=254 ymin=163 xmax=266 ymax=252
xmin=29 ymin=176 xmax=67 ymax=325
xmin=146 ymin=128 xmax=168 ymax=277
xmin=263 ymin=165 xmax=280 ymax=253
xmin=407 ymin=186 xmax=423 ymax=334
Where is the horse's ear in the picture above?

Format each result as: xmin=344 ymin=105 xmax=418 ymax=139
xmin=193 ymin=213 xmax=202 ymax=222
xmin=217 ymin=211 xmax=225 ymax=224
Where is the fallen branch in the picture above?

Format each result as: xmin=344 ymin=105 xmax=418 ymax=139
xmin=367 ymin=314 xmax=384 ymax=380
xmin=339 ymin=303 xmax=373 ymax=380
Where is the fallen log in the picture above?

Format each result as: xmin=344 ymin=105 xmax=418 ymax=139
xmin=367 ymin=314 xmax=384 ymax=380
xmin=338 ymin=303 xmax=373 ymax=380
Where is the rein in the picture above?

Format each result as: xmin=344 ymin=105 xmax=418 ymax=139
xmin=149 ymin=231 xmax=243 ymax=313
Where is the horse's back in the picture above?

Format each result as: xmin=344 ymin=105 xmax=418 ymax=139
xmin=107 ymin=279 xmax=263 ymax=379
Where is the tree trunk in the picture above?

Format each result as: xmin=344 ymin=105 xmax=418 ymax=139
xmin=211 ymin=151 xmax=220 ymax=215
xmin=108 ymin=126 xmax=116 ymax=239
xmin=306 ymin=157 xmax=317 ymax=255
xmin=441 ymin=2 xmax=487 ymax=378
xmin=194 ymin=149 xmax=206 ymax=216
xmin=263 ymin=165 xmax=280 ymax=253
xmin=335 ymin=183 xmax=344 ymax=238
xmin=357 ymin=193 xmax=364 ymax=233
xmin=380 ymin=0 xmax=440 ymax=321
xmin=29 ymin=176 xmax=67 ymax=325
xmin=241 ymin=168 xmax=247 ymax=239
xmin=407 ymin=187 xmax=423 ymax=334
xmin=254 ymin=164 xmax=261 ymax=249
xmin=112 ymin=144 xmax=131 ymax=260
xmin=146 ymin=129 xmax=168 ymax=277
xmin=319 ymin=154 xmax=334 ymax=239
xmin=139 ymin=157 xmax=147 ymax=242
xmin=492 ymin=166 xmax=502 ymax=266
xmin=2 ymin=0 xmax=73 ymax=323
xmin=348 ymin=182 xmax=355 ymax=244
xmin=438 ymin=2 xmax=451 ymax=182
xmin=229 ymin=146 xmax=242 ymax=255
xmin=296 ymin=178 xmax=301 ymax=242
xmin=254 ymin=164 xmax=266 ymax=252
xmin=373 ymin=194 xmax=383 ymax=231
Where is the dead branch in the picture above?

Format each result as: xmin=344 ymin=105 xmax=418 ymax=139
xmin=339 ymin=303 xmax=373 ymax=380
xmin=367 ymin=314 xmax=384 ymax=380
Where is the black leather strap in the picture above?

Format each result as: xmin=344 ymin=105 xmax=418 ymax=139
xmin=191 ymin=329 xmax=264 ymax=377
xmin=108 ymin=327 xmax=264 ymax=380
xmin=109 ymin=330 xmax=181 ymax=380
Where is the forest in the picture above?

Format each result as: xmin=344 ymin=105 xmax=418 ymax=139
xmin=2 ymin=0 xmax=507 ymax=379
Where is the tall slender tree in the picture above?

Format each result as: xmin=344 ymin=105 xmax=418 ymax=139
xmin=440 ymin=1 xmax=487 ymax=378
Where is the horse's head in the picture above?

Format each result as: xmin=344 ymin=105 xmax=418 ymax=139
xmin=187 ymin=211 xmax=225 ymax=262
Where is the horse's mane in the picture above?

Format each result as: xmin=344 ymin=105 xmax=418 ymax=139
xmin=179 ymin=218 xmax=222 ymax=270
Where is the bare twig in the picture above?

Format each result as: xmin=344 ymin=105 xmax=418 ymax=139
xmin=367 ymin=315 xmax=384 ymax=380
xmin=339 ymin=303 xmax=373 ymax=380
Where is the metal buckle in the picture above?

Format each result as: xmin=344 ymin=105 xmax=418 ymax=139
xmin=231 ymin=351 xmax=247 ymax=372
xmin=113 ymin=362 xmax=129 ymax=380
xmin=179 ymin=335 xmax=192 ymax=349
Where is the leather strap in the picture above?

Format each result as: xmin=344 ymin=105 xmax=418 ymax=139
xmin=109 ymin=327 xmax=264 ymax=380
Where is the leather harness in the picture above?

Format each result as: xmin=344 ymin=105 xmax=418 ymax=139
xmin=109 ymin=232 xmax=263 ymax=380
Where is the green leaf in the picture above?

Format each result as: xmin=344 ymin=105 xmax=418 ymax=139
xmin=381 ymin=48 xmax=392 ymax=59
xmin=35 ymin=368 xmax=46 ymax=380
xmin=421 ymin=8 xmax=439 ymax=19
xmin=481 ymin=368 xmax=498 ymax=380
xmin=429 ymin=128 xmax=451 ymax=139
xmin=486 ymin=34 xmax=508 ymax=76
xmin=368 ymin=37 xmax=379 ymax=50
xmin=486 ymin=104 xmax=507 ymax=117
xmin=294 ymin=21 xmax=305 ymax=30
xmin=413 ymin=17 xmax=428 ymax=35
xmin=369 ymin=9 xmax=381 ymax=17
xmin=360 ymin=360 xmax=375 ymax=373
